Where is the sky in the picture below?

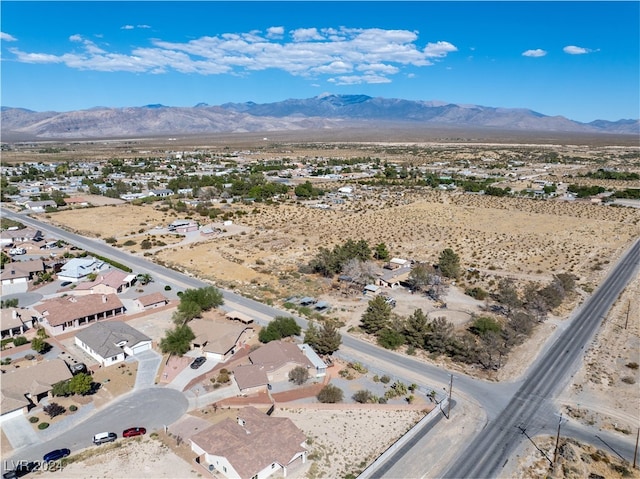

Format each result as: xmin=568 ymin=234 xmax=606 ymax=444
xmin=1 ymin=1 xmax=638 ymax=122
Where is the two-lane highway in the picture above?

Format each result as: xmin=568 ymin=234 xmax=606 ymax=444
xmin=444 ymin=238 xmax=640 ymax=478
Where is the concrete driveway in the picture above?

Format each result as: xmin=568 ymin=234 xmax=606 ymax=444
xmin=167 ymin=354 xmax=218 ymax=391
xmin=130 ymin=349 xmax=163 ymax=390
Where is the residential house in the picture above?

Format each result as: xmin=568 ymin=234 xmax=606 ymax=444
xmin=148 ymin=188 xmax=173 ymax=198
xmin=232 ymin=364 xmax=269 ymax=394
xmin=224 ymin=311 xmax=254 ymax=324
xmin=0 ymin=260 xmax=45 ymax=295
xmin=73 ymin=269 xmax=136 ymax=295
xmin=33 ymin=294 xmax=125 ymax=335
xmin=190 ymin=317 xmax=253 ymax=361
xmin=135 ymin=292 xmax=169 ymax=310
xmin=362 ymin=284 xmax=380 ymax=296
xmin=24 ymin=200 xmax=57 ymax=212
xmin=57 ymin=257 xmax=105 ymax=283
xmin=377 ymin=265 xmax=412 ymax=289
xmin=0 ymin=359 xmax=72 ymax=423
xmin=190 ymin=406 xmax=307 ymax=479
xmin=0 ymin=227 xmax=43 ymax=246
xmin=168 ymin=219 xmax=198 ymax=233
xmin=247 ymin=340 xmax=314 ymax=383
xmin=75 ymin=321 xmax=152 ymax=367
xmin=0 ymin=308 xmax=37 ymax=338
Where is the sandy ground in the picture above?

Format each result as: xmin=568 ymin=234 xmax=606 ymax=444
xmin=505 ymin=271 xmax=640 ymax=478
xmin=32 ymin=183 xmax=640 ymax=478
xmin=50 ymin=437 xmax=201 ymax=478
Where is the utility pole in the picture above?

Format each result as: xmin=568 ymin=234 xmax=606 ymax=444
xmin=447 ymin=374 xmax=453 ymax=419
xmin=552 ymin=414 xmax=563 ymax=469
xmin=634 ymin=427 xmax=639 ymax=469
xmin=624 ymin=300 xmax=631 ymax=330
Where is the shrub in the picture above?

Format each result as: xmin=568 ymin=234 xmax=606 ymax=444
xmin=352 ymin=389 xmax=374 ymax=404
xmin=217 ymin=371 xmax=230 ymax=384
xmin=288 ymin=366 xmax=309 ymax=385
xmin=625 ymin=362 xmax=639 ymax=370
xmin=38 ymin=422 xmax=49 ymax=430
xmin=13 ymin=336 xmax=28 ymax=346
xmin=29 ymin=416 xmax=39 ymax=423
xmin=621 ymin=376 xmax=636 ymax=385
xmin=43 ymin=402 xmax=66 ymax=418
xmin=380 ymin=375 xmax=391 ymax=384
xmin=316 ymin=384 xmax=344 ymax=403
xmin=69 ymin=405 xmax=77 ymax=412
xmin=164 ymin=285 xmax=172 ymax=291
xmin=24 ymin=354 xmax=35 ymax=360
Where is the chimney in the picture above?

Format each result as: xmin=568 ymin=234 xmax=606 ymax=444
xmin=102 ymin=295 xmax=107 ymax=303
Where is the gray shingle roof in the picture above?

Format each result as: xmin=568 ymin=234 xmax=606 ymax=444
xmin=75 ymin=321 xmax=150 ymax=359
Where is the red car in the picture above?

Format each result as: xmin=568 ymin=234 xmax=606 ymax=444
xmin=122 ymin=427 xmax=146 ymax=438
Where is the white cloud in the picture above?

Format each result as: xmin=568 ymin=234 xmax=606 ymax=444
xmin=137 ymin=25 xmax=151 ymax=29
xmin=8 ymin=26 xmax=457 ymax=85
xmin=424 ymin=41 xmax=458 ymax=57
xmin=563 ymin=45 xmax=591 ymax=55
xmin=291 ymin=28 xmax=324 ymax=42
xmin=121 ymin=25 xmax=135 ymax=30
xmin=1 ymin=32 xmax=17 ymax=42
xmin=267 ymin=26 xmax=284 ymax=37
xmin=522 ymin=49 xmax=547 ymax=57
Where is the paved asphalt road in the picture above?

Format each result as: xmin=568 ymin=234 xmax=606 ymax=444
xmin=3 ymin=210 xmax=639 ymax=477
xmin=443 ymin=238 xmax=640 ymax=478
xmin=4 ymin=388 xmax=187 ymax=466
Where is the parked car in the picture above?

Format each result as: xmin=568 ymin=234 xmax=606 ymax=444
xmin=60 ymin=281 xmax=72 ymax=287
xmin=2 ymin=461 xmax=39 ymax=479
xmin=92 ymin=432 xmax=117 ymax=445
xmin=190 ymin=356 xmax=206 ymax=369
xmin=122 ymin=427 xmax=146 ymax=438
xmin=42 ymin=449 xmax=70 ymax=462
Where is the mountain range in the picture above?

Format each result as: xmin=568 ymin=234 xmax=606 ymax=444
xmin=1 ymin=94 xmax=638 ymax=140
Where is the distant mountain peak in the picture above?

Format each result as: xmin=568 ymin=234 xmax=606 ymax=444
xmin=1 ymin=95 xmax=638 ymax=140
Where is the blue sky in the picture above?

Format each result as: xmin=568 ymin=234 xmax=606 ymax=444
xmin=1 ymin=1 xmax=638 ymax=122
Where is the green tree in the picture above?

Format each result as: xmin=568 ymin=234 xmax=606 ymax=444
xmin=30 ymin=337 xmax=49 ymax=353
xmin=438 ymin=248 xmax=461 ymax=279
xmin=424 ymin=316 xmax=454 ymax=355
xmin=468 ymin=316 xmax=502 ymax=337
xmin=179 ymin=286 xmax=224 ymax=311
xmin=377 ymin=327 xmax=405 ymax=350
xmin=360 ymin=296 xmax=392 ymax=335
xmin=306 ymin=321 xmax=342 ymax=355
xmin=160 ymin=325 xmax=195 ymax=356
xmin=288 ymin=366 xmax=310 ymax=385
xmin=176 ymin=300 xmax=202 ymax=323
xmin=373 ymin=243 xmax=390 ymax=261
xmin=408 ymin=263 xmax=436 ymax=293
xmin=316 ymin=384 xmax=344 ymax=403
xmin=259 ymin=316 xmax=301 ymax=343
xmin=68 ymin=373 xmax=93 ymax=395
xmin=497 ymin=279 xmax=522 ymax=314
xmin=51 ymin=380 xmax=71 ymax=397
xmin=403 ymin=308 xmax=430 ymax=348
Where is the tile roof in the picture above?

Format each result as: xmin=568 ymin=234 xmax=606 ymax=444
xmin=0 ymin=307 xmax=36 ymax=331
xmin=191 ymin=406 xmax=306 ymax=479
xmin=190 ymin=318 xmax=252 ymax=355
xmin=1 ymin=359 xmax=72 ymax=414
xmin=136 ymin=292 xmax=168 ymax=307
xmin=33 ymin=294 xmax=124 ymax=327
xmin=75 ymin=321 xmax=151 ymax=359
xmin=233 ymin=364 xmax=269 ymax=390
xmin=74 ymin=269 xmax=130 ymax=291
xmin=249 ymin=340 xmax=314 ymax=373
xmin=0 ymin=260 xmax=45 ymax=281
